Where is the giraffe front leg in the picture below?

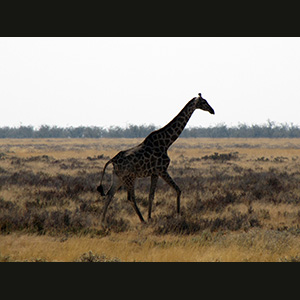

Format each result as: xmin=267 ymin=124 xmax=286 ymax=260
xmin=148 ymin=174 xmax=158 ymax=220
xmin=160 ymin=171 xmax=181 ymax=215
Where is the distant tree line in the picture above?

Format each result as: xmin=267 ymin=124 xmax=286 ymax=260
xmin=1 ymin=121 xmax=300 ymax=138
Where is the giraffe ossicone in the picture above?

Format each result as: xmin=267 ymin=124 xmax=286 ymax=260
xmin=97 ymin=93 xmax=215 ymax=224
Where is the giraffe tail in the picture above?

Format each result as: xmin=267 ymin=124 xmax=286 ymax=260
xmin=97 ymin=159 xmax=113 ymax=196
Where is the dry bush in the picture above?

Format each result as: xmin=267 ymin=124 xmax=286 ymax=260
xmin=75 ymin=251 xmax=121 ymax=262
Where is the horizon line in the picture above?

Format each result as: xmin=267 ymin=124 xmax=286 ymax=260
xmin=1 ymin=120 xmax=300 ymax=129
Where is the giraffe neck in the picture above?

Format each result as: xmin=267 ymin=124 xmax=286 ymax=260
xmin=144 ymin=98 xmax=197 ymax=150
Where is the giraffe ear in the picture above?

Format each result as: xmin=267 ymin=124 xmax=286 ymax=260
xmin=198 ymin=93 xmax=202 ymax=97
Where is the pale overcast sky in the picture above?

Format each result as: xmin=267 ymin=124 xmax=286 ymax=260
xmin=1 ymin=37 xmax=300 ymax=128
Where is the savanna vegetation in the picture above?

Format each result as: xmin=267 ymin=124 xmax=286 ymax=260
xmin=1 ymin=120 xmax=300 ymax=138
xmin=1 ymin=138 xmax=300 ymax=262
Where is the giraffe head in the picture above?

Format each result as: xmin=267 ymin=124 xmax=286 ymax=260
xmin=195 ymin=93 xmax=215 ymax=114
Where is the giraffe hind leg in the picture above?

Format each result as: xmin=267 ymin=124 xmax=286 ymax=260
xmin=127 ymin=188 xmax=145 ymax=223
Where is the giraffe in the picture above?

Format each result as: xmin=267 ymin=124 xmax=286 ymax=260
xmin=97 ymin=93 xmax=215 ymax=224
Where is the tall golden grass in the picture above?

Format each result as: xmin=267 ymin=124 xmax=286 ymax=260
xmin=1 ymin=138 xmax=300 ymax=262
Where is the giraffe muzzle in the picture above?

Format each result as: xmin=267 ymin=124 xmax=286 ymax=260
xmin=207 ymin=106 xmax=215 ymax=115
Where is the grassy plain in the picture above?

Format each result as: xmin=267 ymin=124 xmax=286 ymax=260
xmin=1 ymin=138 xmax=300 ymax=262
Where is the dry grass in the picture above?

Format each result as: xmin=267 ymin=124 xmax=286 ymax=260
xmin=1 ymin=138 xmax=300 ymax=262
xmin=2 ymin=229 xmax=300 ymax=262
